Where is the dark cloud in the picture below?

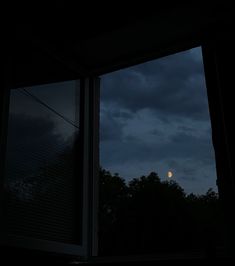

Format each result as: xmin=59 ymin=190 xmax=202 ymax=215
xmin=149 ymin=128 xmax=164 ymax=137
xmin=5 ymin=83 xmax=79 ymax=201
xmin=7 ymin=113 xmax=65 ymax=154
xmin=100 ymin=104 xmax=134 ymax=142
xmin=5 ymin=114 xmax=69 ymax=181
xmin=100 ymin=129 xmax=214 ymax=167
xmin=100 ymin=47 xmax=218 ymax=194
xmin=5 ymin=113 xmax=76 ymax=200
xmin=10 ymin=80 xmax=78 ymax=139
xmin=169 ymin=131 xmax=214 ymax=163
xmin=100 ymin=111 xmax=124 ymax=142
xmin=101 ymin=48 xmax=209 ymax=121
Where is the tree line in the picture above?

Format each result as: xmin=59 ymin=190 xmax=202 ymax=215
xmin=98 ymin=168 xmax=225 ymax=256
xmin=4 ymin=140 xmax=225 ymax=256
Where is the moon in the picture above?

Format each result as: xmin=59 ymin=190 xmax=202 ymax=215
xmin=167 ymin=171 xmax=173 ymax=178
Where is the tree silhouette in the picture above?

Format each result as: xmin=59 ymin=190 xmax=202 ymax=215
xmin=98 ymin=168 xmax=224 ymax=256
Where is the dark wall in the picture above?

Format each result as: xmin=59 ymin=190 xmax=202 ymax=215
xmin=202 ymin=26 xmax=235 ymax=257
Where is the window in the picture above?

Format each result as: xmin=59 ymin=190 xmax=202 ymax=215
xmin=1 ymin=44 xmax=232 ymax=262
xmin=98 ymin=47 xmax=225 ymax=257
xmin=0 ymin=79 xmax=99 ymax=258
xmin=5 ymin=81 xmax=81 ymax=242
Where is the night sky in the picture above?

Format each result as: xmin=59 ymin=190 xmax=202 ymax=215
xmin=6 ymin=47 xmax=217 ymax=196
xmin=100 ymin=47 xmax=217 ymax=195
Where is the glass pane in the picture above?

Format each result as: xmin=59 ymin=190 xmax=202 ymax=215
xmin=4 ymin=80 xmax=82 ymax=245
xmin=99 ymin=47 xmax=225 ymax=256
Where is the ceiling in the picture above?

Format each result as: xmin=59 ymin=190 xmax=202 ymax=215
xmin=4 ymin=5 xmax=233 ymax=88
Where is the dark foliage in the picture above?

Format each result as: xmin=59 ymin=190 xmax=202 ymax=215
xmin=98 ymin=168 xmax=224 ymax=256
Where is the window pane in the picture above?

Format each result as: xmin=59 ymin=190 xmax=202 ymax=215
xmin=99 ymin=47 xmax=225 ymax=256
xmin=4 ymin=81 xmax=82 ymax=245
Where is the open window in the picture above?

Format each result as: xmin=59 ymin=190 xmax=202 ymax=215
xmin=1 ymin=12 xmax=234 ymax=263
xmin=1 ymin=44 xmax=234 ymax=263
xmin=0 ymin=78 xmax=99 ymax=260
xmin=97 ymin=46 xmax=227 ymax=260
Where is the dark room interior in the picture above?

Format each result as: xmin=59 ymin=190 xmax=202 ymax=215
xmin=1 ymin=3 xmax=235 ymax=264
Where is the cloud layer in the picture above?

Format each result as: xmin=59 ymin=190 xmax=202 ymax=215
xmin=100 ymin=47 xmax=217 ymax=194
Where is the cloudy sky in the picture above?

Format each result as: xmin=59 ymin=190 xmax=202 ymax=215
xmin=8 ymin=80 xmax=79 ymax=140
xmin=6 ymin=47 xmax=218 ymax=196
xmin=100 ymin=47 xmax=217 ymax=195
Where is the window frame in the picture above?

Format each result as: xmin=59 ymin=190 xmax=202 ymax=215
xmin=89 ymin=42 xmax=235 ymax=263
xmin=0 ymin=77 xmax=100 ymax=259
xmin=1 ymin=35 xmax=234 ymax=263
xmin=201 ymin=41 xmax=235 ymax=257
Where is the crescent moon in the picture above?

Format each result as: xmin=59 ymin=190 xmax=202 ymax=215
xmin=167 ymin=171 xmax=173 ymax=178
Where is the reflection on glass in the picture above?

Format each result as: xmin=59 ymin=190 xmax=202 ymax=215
xmin=4 ymin=80 xmax=82 ymax=244
xmin=99 ymin=47 xmax=225 ymax=256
